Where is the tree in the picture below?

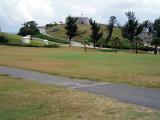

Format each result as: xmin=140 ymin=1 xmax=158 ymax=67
xmin=18 ymin=21 xmax=40 ymax=36
xmin=111 ymin=37 xmax=121 ymax=53
xmin=152 ymin=37 xmax=160 ymax=54
xmin=153 ymin=18 xmax=160 ymax=37
xmin=143 ymin=20 xmax=153 ymax=36
xmin=133 ymin=36 xmax=143 ymax=54
xmin=121 ymin=11 xmax=143 ymax=44
xmin=151 ymin=17 xmax=160 ymax=54
xmin=97 ymin=38 xmax=106 ymax=49
xmin=90 ymin=19 xmax=103 ymax=49
xmin=0 ymin=33 xmax=8 ymax=43
xmin=107 ymin=16 xmax=117 ymax=44
xmin=65 ymin=16 xmax=78 ymax=47
xmin=81 ymin=37 xmax=90 ymax=52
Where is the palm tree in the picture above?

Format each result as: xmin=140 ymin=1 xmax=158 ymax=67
xmin=111 ymin=37 xmax=122 ymax=53
xmin=133 ymin=36 xmax=143 ymax=54
xmin=152 ymin=37 xmax=160 ymax=54
xmin=65 ymin=16 xmax=78 ymax=47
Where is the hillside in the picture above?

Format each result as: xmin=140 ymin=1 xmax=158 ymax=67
xmin=46 ymin=24 xmax=123 ymax=42
xmin=0 ymin=32 xmax=64 ymax=48
xmin=0 ymin=32 xmax=21 ymax=43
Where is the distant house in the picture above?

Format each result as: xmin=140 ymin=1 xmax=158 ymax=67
xmin=37 ymin=26 xmax=46 ymax=35
xmin=139 ymin=28 xmax=153 ymax=46
xmin=43 ymin=39 xmax=49 ymax=45
xmin=76 ymin=17 xmax=89 ymax=25
xmin=21 ymin=35 xmax=30 ymax=44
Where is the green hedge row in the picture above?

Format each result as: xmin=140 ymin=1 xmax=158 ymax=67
xmin=33 ymin=34 xmax=68 ymax=44
xmin=0 ymin=42 xmax=60 ymax=48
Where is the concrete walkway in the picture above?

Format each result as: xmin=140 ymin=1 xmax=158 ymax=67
xmin=0 ymin=66 xmax=160 ymax=110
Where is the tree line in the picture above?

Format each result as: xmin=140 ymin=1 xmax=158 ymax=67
xmin=65 ymin=11 xmax=160 ymax=54
xmin=17 ymin=11 xmax=160 ymax=54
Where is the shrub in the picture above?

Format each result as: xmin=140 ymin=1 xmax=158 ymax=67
xmin=0 ymin=35 xmax=8 ymax=43
xmin=0 ymin=42 xmax=60 ymax=48
xmin=45 ymin=44 xmax=60 ymax=48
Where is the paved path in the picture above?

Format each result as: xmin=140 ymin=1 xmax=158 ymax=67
xmin=0 ymin=66 xmax=160 ymax=110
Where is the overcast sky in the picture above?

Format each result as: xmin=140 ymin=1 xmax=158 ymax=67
xmin=0 ymin=0 xmax=160 ymax=33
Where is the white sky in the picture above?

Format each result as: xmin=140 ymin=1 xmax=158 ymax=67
xmin=0 ymin=0 xmax=160 ymax=32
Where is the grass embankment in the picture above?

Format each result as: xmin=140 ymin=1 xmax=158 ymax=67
xmin=0 ymin=32 xmax=66 ymax=47
xmin=0 ymin=32 xmax=21 ymax=43
xmin=46 ymin=24 xmax=123 ymax=42
xmin=0 ymin=74 xmax=160 ymax=120
xmin=0 ymin=46 xmax=160 ymax=88
xmin=33 ymin=34 xmax=68 ymax=44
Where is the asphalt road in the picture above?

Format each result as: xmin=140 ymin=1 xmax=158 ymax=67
xmin=0 ymin=66 xmax=160 ymax=110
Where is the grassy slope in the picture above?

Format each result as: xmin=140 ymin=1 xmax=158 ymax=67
xmin=0 ymin=32 xmax=21 ymax=43
xmin=0 ymin=32 xmax=64 ymax=46
xmin=46 ymin=24 xmax=123 ymax=42
xmin=0 ymin=74 xmax=159 ymax=120
xmin=0 ymin=46 xmax=160 ymax=88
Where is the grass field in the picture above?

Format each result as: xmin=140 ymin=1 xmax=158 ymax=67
xmin=46 ymin=24 xmax=123 ymax=42
xmin=0 ymin=46 xmax=160 ymax=88
xmin=0 ymin=74 xmax=160 ymax=120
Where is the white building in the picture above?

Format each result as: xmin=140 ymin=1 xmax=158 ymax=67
xmin=76 ymin=17 xmax=89 ymax=25
xmin=139 ymin=28 xmax=153 ymax=45
xmin=66 ymin=17 xmax=90 ymax=25
xmin=21 ymin=35 xmax=30 ymax=44
xmin=43 ymin=39 xmax=49 ymax=45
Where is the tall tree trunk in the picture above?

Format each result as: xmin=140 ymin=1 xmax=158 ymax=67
xmin=94 ymin=40 xmax=96 ymax=49
xmin=84 ymin=44 xmax=87 ymax=52
xmin=106 ymin=37 xmax=110 ymax=46
xmin=115 ymin=48 xmax=117 ymax=53
xmin=115 ymin=43 xmax=117 ymax=53
xmin=154 ymin=45 xmax=158 ymax=55
xmin=136 ymin=41 xmax=138 ymax=54
xmin=69 ymin=39 xmax=71 ymax=47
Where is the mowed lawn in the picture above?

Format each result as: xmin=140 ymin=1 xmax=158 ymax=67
xmin=0 ymin=74 xmax=160 ymax=120
xmin=0 ymin=46 xmax=160 ymax=88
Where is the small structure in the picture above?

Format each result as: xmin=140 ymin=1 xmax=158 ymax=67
xmin=43 ymin=39 xmax=49 ymax=45
xmin=21 ymin=35 xmax=30 ymax=44
xmin=76 ymin=17 xmax=89 ymax=25
xmin=52 ymin=28 xmax=60 ymax=32
xmin=66 ymin=16 xmax=90 ymax=25
xmin=37 ymin=26 xmax=46 ymax=35
xmin=139 ymin=28 xmax=153 ymax=44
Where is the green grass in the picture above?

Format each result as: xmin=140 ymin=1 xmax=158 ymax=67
xmin=0 ymin=46 xmax=160 ymax=88
xmin=31 ymin=38 xmax=62 ymax=47
xmin=0 ymin=32 xmax=61 ymax=47
xmin=33 ymin=34 xmax=68 ymax=44
xmin=46 ymin=24 xmax=123 ymax=42
xmin=0 ymin=74 xmax=160 ymax=120
xmin=0 ymin=32 xmax=21 ymax=43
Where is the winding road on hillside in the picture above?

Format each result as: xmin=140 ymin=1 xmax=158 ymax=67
xmin=39 ymin=27 xmax=92 ymax=47
xmin=0 ymin=66 xmax=160 ymax=110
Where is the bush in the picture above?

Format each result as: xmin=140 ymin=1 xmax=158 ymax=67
xmin=0 ymin=35 xmax=8 ymax=43
xmin=0 ymin=42 xmax=60 ymax=48
xmin=45 ymin=44 xmax=60 ymax=48
xmin=46 ymin=23 xmax=57 ymax=28
xmin=139 ymin=46 xmax=155 ymax=51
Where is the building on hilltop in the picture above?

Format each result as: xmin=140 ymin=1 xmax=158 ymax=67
xmin=139 ymin=28 xmax=153 ymax=43
xmin=76 ymin=17 xmax=89 ymax=25
xmin=66 ymin=16 xmax=90 ymax=25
